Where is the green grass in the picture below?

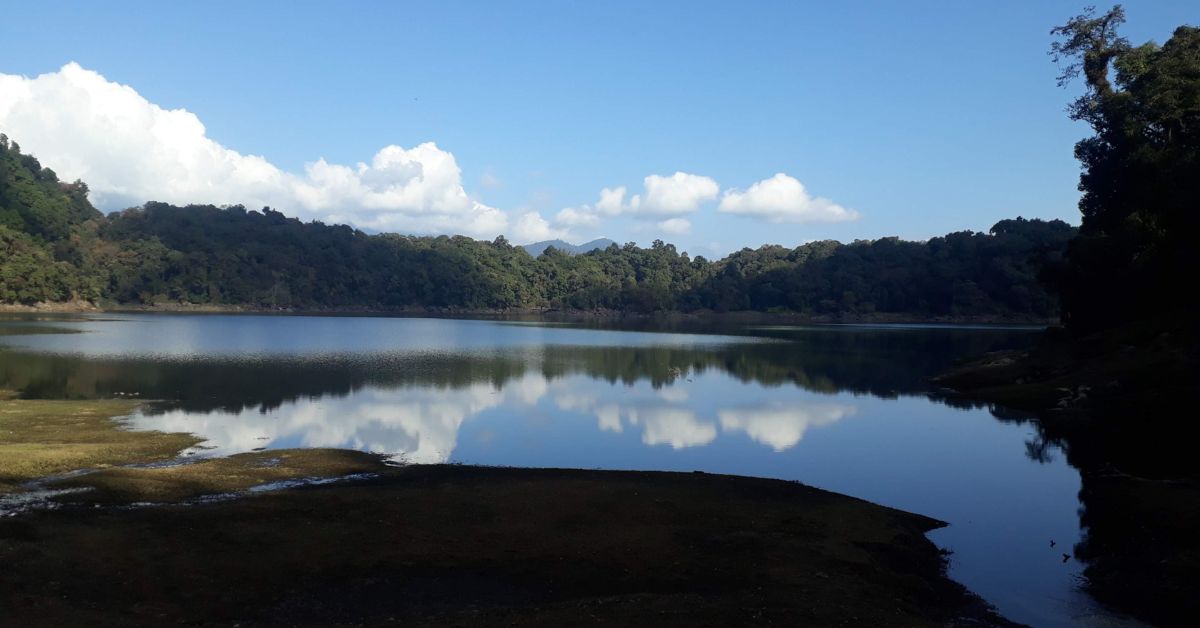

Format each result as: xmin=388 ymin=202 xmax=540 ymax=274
xmin=0 ymin=392 xmax=199 ymax=491
xmin=51 ymin=448 xmax=393 ymax=503
xmin=0 ymin=389 xmax=396 ymax=503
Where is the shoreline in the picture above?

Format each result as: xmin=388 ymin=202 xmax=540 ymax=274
xmin=0 ymin=393 xmax=1016 ymax=626
xmin=2 ymin=463 xmax=1016 ymax=627
xmin=0 ymin=300 xmax=1057 ymax=326
xmin=932 ymin=319 xmax=1199 ymax=627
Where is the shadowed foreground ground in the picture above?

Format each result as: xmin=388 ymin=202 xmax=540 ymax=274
xmin=0 ymin=393 xmax=1011 ymax=626
xmin=0 ymin=462 xmax=1012 ymax=627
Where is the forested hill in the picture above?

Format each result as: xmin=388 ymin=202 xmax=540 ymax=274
xmin=1 ymin=135 xmax=104 ymax=303
xmin=0 ymin=135 xmax=1075 ymax=317
xmin=522 ymin=238 xmax=617 ymax=257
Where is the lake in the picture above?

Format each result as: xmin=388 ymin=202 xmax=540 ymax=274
xmin=0 ymin=313 xmax=1138 ymax=627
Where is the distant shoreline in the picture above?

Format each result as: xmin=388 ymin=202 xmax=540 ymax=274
xmin=0 ymin=300 xmax=1056 ymax=326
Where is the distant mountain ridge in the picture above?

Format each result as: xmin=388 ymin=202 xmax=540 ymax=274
xmin=522 ymin=238 xmax=617 ymax=257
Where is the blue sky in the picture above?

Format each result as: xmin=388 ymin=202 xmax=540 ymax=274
xmin=0 ymin=1 xmax=1194 ymax=255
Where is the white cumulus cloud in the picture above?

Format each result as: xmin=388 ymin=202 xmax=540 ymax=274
xmin=638 ymin=172 xmax=718 ymax=216
xmin=717 ymin=173 xmax=859 ymax=224
xmin=0 ymin=63 xmax=505 ymax=238
xmin=594 ymin=186 xmax=628 ymax=215
xmin=554 ymin=172 xmax=717 ymax=234
xmin=553 ymin=185 xmax=626 ymax=230
xmin=512 ymin=210 xmax=567 ymax=243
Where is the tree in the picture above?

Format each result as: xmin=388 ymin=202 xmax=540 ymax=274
xmin=1050 ymin=6 xmax=1200 ymax=331
xmin=1 ymin=132 xmax=1076 ymax=318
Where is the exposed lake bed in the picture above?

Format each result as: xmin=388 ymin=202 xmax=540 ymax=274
xmin=1 ymin=458 xmax=1017 ymax=628
xmin=0 ymin=393 xmax=1013 ymax=627
xmin=0 ymin=313 xmax=1151 ymax=626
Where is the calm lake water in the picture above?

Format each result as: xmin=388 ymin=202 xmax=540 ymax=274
xmin=0 ymin=313 xmax=1141 ymax=627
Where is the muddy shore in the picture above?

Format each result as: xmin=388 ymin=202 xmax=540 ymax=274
xmin=0 ymin=393 xmax=1015 ymax=626
xmin=1 ymin=462 xmax=1014 ymax=627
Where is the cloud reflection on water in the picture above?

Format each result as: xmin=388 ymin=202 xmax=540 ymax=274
xmin=718 ymin=402 xmax=856 ymax=451
xmin=128 ymin=372 xmax=855 ymax=463
xmin=129 ymin=375 xmax=545 ymax=463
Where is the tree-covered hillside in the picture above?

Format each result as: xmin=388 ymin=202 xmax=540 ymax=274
xmin=0 ymin=135 xmax=1075 ymax=317
xmin=0 ymin=135 xmax=99 ymax=241
xmin=0 ymin=135 xmax=103 ymax=303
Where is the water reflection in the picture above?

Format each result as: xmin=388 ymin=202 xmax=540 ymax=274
xmin=134 ymin=376 xmax=544 ymax=463
xmin=0 ymin=314 xmax=1034 ymax=412
xmin=718 ymin=402 xmax=856 ymax=451
xmin=0 ymin=314 xmax=1024 ymax=466
xmin=3 ymin=314 xmax=1126 ymax=627
xmin=120 ymin=373 xmax=860 ymax=463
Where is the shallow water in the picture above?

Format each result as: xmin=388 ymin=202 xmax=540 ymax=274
xmin=0 ymin=313 xmax=1139 ymax=627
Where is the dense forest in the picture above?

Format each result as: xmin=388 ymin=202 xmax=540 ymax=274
xmin=1 ymin=134 xmax=1074 ymax=318
xmin=1048 ymin=7 xmax=1199 ymax=332
xmin=942 ymin=11 xmax=1199 ymax=625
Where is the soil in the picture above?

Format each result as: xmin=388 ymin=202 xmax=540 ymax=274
xmin=0 ymin=462 xmax=1016 ymax=627
xmin=0 ymin=393 xmax=1015 ymax=626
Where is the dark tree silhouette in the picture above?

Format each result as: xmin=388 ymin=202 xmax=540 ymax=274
xmin=1050 ymin=5 xmax=1200 ymax=331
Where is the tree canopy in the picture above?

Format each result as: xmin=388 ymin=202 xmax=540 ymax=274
xmin=1049 ymin=5 xmax=1200 ymax=331
xmin=0 ymin=135 xmax=1073 ymax=317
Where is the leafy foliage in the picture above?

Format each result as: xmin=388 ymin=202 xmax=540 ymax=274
xmin=1050 ymin=6 xmax=1200 ymax=331
xmin=0 ymin=134 xmax=100 ymax=242
xmin=0 ymin=136 xmax=1073 ymax=317
xmin=695 ymin=218 xmax=1073 ymax=317
xmin=0 ymin=225 xmax=84 ymax=304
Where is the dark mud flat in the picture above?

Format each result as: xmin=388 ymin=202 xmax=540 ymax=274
xmin=0 ymin=464 xmax=1012 ymax=627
